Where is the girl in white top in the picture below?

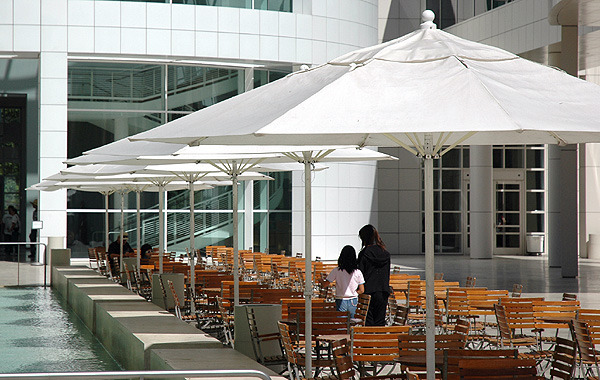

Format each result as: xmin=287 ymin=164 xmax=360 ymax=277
xmin=324 ymin=245 xmax=365 ymax=318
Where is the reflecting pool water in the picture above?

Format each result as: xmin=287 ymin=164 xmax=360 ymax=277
xmin=0 ymin=287 xmax=122 ymax=373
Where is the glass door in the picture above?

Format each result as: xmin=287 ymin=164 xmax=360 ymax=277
xmin=494 ymin=181 xmax=523 ymax=255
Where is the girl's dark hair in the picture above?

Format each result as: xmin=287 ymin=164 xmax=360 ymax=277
xmin=359 ymin=224 xmax=386 ymax=250
xmin=338 ymin=245 xmax=358 ymax=274
xmin=140 ymin=244 xmax=152 ymax=256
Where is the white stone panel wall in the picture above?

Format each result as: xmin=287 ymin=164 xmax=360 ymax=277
xmin=1 ymin=0 xmax=380 ymax=255
xmin=292 ymin=160 xmax=379 ymax=261
xmin=444 ymin=0 xmax=562 ymax=55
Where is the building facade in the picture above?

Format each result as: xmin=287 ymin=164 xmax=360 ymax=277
xmin=2 ymin=0 xmax=597 ymax=269
xmin=1 ymin=0 xmax=379 ymax=259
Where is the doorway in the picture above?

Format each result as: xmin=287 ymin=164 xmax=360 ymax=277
xmin=494 ymin=181 xmax=524 ymax=255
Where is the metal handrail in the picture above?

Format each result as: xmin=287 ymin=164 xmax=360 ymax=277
xmin=0 ymin=242 xmax=48 ymax=287
xmin=0 ymin=369 xmax=272 ymax=379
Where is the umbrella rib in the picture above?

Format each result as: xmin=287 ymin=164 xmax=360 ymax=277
xmin=432 ymin=133 xmax=451 ymax=157
xmin=408 ymin=134 xmax=426 ymax=156
xmin=313 ymin=149 xmax=336 ymax=162
xmin=439 ymin=131 xmax=478 ymax=157
xmin=548 ymin=131 xmax=568 ymax=146
xmin=283 ymin=152 xmax=304 ymax=163
xmin=383 ymin=133 xmax=419 ymax=156
xmin=208 ymin=160 xmax=230 ymax=174
xmin=238 ymin=158 xmax=265 ymax=174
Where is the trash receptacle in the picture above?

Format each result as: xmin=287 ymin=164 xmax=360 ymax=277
xmin=526 ymin=234 xmax=544 ymax=255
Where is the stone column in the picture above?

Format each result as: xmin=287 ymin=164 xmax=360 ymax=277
xmin=548 ymin=23 xmax=580 ymax=277
xmin=39 ymin=0 xmax=68 ymax=250
xmin=547 ymin=145 xmax=561 ymax=268
xmin=469 ymin=145 xmax=493 ymax=259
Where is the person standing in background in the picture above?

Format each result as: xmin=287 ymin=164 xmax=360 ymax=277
xmin=323 ymin=245 xmax=365 ymax=318
xmin=29 ymin=199 xmax=38 ymax=261
xmin=357 ymin=224 xmax=391 ymax=326
xmin=2 ymin=206 xmax=20 ymax=259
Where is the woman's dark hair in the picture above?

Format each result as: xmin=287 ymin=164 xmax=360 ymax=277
xmin=140 ymin=244 xmax=152 ymax=257
xmin=338 ymin=245 xmax=358 ymax=274
xmin=359 ymin=224 xmax=386 ymax=250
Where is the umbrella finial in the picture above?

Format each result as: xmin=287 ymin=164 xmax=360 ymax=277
xmin=420 ymin=10 xmax=437 ymax=30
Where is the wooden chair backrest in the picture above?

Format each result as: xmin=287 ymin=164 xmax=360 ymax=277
xmin=280 ymin=297 xmax=329 ymax=320
xmin=570 ymin=320 xmax=599 ymax=365
xmin=511 ymin=283 xmax=523 ymax=297
xmin=353 ymin=293 xmax=371 ymax=326
xmin=296 ymin=309 xmax=349 ymax=340
xmin=445 ymin=348 xmax=518 ymax=380
xmin=494 ymin=304 xmax=515 ymax=344
xmin=577 ymin=308 xmax=600 ymax=347
xmin=87 ymin=248 xmax=98 ymax=268
xmin=502 ymin=299 xmax=538 ymax=333
xmin=465 ymin=276 xmax=476 ymax=288
xmin=251 ymin=288 xmax=302 ymax=304
xmin=532 ymin=300 xmax=579 ymax=329
xmin=549 ymin=336 xmax=577 ymax=380
xmin=194 ymin=271 xmax=231 ymax=286
xmin=352 ymin=325 xmax=410 ymax=363
xmin=458 ymin=358 xmax=538 ymax=379
xmin=398 ymin=332 xmax=465 ymax=355
xmin=562 ymin=293 xmax=578 ymax=301
xmin=393 ymin=303 xmax=410 ymax=326
xmin=446 ymin=290 xmax=475 ymax=320
xmin=277 ymin=321 xmax=299 ymax=365
xmin=331 ymin=338 xmax=356 ymax=380
xmin=220 ymin=280 xmax=262 ymax=302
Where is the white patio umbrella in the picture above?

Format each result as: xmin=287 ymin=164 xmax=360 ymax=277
xmin=128 ymin=11 xmax=600 ymax=379
xmin=37 ymin=175 xmax=213 ymax=275
xmin=66 ymin=147 xmax=387 ymax=312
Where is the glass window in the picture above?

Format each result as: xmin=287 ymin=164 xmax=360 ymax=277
xmin=442 ymin=149 xmax=460 ymax=168
xmin=67 ymin=111 xmax=164 ymax=158
xmin=441 ymin=191 xmax=460 ymax=211
xmin=67 ymin=61 xmax=293 ymax=258
xmin=442 ymin=170 xmax=460 ymax=189
xmin=526 ymin=171 xmax=544 ymax=190
xmin=526 ymin=214 xmax=545 ymax=233
xmin=254 ymin=179 xmax=269 ymax=210
xmin=526 ymin=149 xmax=544 ymax=168
xmin=255 ymin=0 xmax=291 ymax=12
xmin=442 ymin=213 xmax=461 ymax=232
xmin=67 ymin=212 xmax=115 ymax=258
xmin=462 ymin=148 xmax=470 ymax=168
xmin=526 ymin=192 xmax=544 ymax=212
xmin=167 ymin=66 xmax=241 ymax=112
xmin=441 ymin=234 xmax=461 ymax=252
xmin=269 ymin=212 xmax=291 ymax=255
xmin=493 ymin=148 xmax=502 ymax=168
xmin=505 ymin=148 xmax=524 ymax=168
xmin=68 ymin=62 xmax=164 ymax=109
xmin=269 ymin=171 xmax=292 ymax=210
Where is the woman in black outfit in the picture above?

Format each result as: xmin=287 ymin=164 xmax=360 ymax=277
xmin=357 ymin=224 xmax=391 ymax=326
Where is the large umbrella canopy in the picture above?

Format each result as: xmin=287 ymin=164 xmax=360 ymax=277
xmin=128 ymin=11 xmax=600 ymax=380
xmin=29 ymin=178 xmax=213 ymax=282
xmin=67 ymin=147 xmax=392 ymax=310
xmin=48 ymin=167 xmax=271 ymax=273
xmin=130 ymin=15 xmax=600 ymax=149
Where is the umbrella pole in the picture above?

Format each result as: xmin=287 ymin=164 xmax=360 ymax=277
xmin=303 ymin=153 xmax=312 ymax=375
xmin=189 ymin=180 xmax=196 ymax=314
xmin=137 ymin=190 xmax=141 ymax=278
xmin=159 ymin=184 xmax=165 ymax=274
xmin=232 ymin=163 xmax=239 ymax=307
xmin=105 ymin=193 xmax=110 ymax=253
xmin=120 ymin=191 xmax=125 ymax=274
xmin=424 ymin=136 xmax=435 ymax=380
